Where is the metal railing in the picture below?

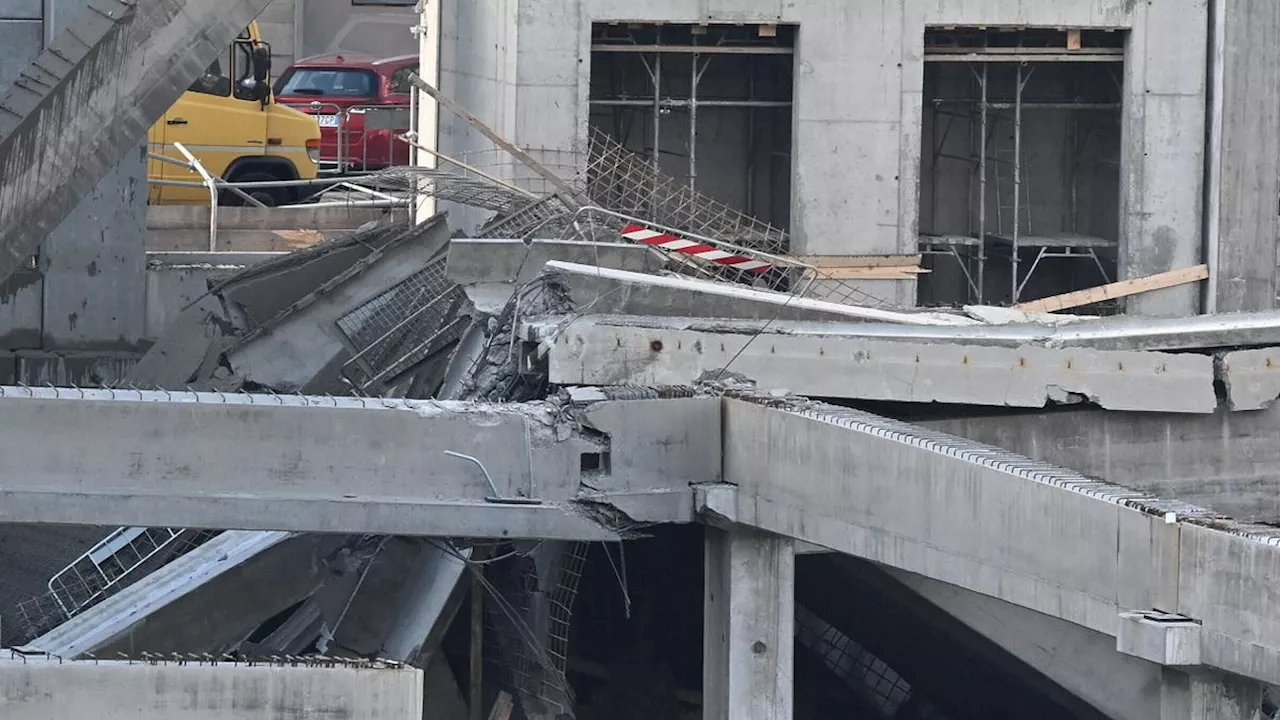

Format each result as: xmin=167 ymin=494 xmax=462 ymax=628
xmin=282 ymin=101 xmax=413 ymax=174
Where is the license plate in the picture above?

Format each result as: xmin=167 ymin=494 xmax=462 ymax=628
xmin=317 ymin=114 xmax=341 ymax=128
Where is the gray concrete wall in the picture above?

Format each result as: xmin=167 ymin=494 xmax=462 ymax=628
xmin=439 ymin=0 xmax=1208 ymax=316
xmin=921 ymin=405 xmax=1280 ymax=523
xmin=0 ymin=0 xmax=147 ymax=351
xmin=0 ymin=657 xmax=423 ymax=720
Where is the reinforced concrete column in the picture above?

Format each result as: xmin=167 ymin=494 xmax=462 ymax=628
xmin=703 ymin=525 xmax=794 ymax=720
xmin=1160 ymin=669 xmax=1263 ymax=720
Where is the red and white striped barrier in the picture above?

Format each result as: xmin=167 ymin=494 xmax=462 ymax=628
xmin=620 ymin=224 xmax=772 ymax=274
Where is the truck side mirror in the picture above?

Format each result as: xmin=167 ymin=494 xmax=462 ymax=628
xmin=252 ymin=44 xmax=272 ymax=84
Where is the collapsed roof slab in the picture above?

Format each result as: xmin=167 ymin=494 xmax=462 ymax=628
xmin=540 ymin=261 xmax=980 ymax=327
xmin=711 ymin=395 xmax=1280 ymax=685
xmin=533 ymin=315 xmax=1218 ymax=413
xmin=0 ymin=0 xmax=277 ymax=283
xmin=0 ymin=386 xmax=709 ymax=538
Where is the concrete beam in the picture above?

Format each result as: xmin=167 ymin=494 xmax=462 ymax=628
xmin=540 ymin=261 xmax=978 ymax=327
xmin=0 ymin=0 xmax=277 ymax=282
xmin=538 ymin=315 xmax=1217 ymax=413
xmin=0 ymin=386 xmax=706 ymax=537
xmin=0 ymin=657 xmax=423 ymax=720
xmin=712 ymin=394 xmax=1280 ymax=684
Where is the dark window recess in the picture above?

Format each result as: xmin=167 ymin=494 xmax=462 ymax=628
xmin=277 ymin=68 xmax=378 ymax=98
xmin=580 ymin=452 xmax=611 ymax=475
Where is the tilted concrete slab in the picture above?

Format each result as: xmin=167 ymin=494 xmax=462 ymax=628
xmin=533 ymin=315 xmax=1218 ymax=413
xmin=26 ymin=530 xmax=293 ymax=657
xmin=0 ymin=0 xmax=277 ymax=282
xmin=223 ymin=215 xmax=453 ymax=393
xmin=710 ymin=394 xmax=1280 ymax=684
xmin=0 ymin=386 xmax=709 ymax=538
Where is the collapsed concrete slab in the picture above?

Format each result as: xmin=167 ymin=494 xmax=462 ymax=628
xmin=223 ymin=215 xmax=454 ymax=393
xmin=532 ymin=315 xmax=1218 ymax=413
xmin=711 ymin=393 xmax=1280 ymax=685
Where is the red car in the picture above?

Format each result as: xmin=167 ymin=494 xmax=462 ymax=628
xmin=274 ymin=53 xmax=417 ymax=173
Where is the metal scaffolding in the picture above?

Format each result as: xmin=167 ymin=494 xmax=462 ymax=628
xmin=920 ymin=30 xmax=1124 ymax=306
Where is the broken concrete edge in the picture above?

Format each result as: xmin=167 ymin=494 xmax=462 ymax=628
xmin=1216 ymin=347 xmax=1280 ymax=411
xmin=445 ymin=237 xmax=657 ymax=285
xmin=530 ymin=314 xmax=1221 ymax=413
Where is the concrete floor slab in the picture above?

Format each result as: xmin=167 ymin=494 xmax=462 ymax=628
xmin=538 ymin=316 xmax=1217 ymax=412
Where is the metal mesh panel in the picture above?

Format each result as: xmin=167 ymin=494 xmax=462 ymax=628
xmin=13 ymin=529 xmax=219 ymax=644
xmin=795 ymin=604 xmax=919 ymax=719
xmin=582 ymin=127 xmax=789 ymax=255
xmin=335 ymin=257 xmax=469 ymax=390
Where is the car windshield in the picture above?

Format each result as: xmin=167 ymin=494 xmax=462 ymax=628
xmin=277 ymin=68 xmax=377 ymax=98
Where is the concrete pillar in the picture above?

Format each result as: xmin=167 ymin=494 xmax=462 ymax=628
xmin=1204 ymin=0 xmax=1280 ymax=313
xmin=703 ymin=525 xmax=794 ymax=720
xmin=1160 ymin=669 xmax=1263 ymax=720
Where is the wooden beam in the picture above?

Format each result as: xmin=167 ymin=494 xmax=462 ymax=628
xmin=1014 ymin=265 xmax=1209 ymax=313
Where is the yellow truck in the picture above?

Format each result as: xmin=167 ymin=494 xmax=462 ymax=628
xmin=147 ymin=22 xmax=321 ymax=207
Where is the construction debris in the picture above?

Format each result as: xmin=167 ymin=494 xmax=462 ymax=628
xmin=1014 ymin=264 xmax=1210 ymax=313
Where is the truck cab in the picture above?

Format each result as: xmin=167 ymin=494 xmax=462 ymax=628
xmin=147 ymin=22 xmax=321 ymax=206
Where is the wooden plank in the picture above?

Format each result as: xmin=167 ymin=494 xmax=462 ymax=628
xmin=1014 ymin=265 xmax=1209 ymax=313
xmin=1067 ymin=28 xmax=1082 ymax=51
xmin=792 ymin=254 xmax=922 ymax=268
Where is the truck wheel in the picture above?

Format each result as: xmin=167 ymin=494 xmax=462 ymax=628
xmin=225 ymin=170 xmax=290 ymax=207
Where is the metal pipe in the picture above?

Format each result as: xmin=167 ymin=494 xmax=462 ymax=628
xmin=396 ymin=135 xmax=536 ymax=198
xmin=1011 ymin=64 xmax=1024 ymax=302
xmin=172 ymin=142 xmax=218 ymax=251
xmin=977 ymin=64 xmax=988 ymax=303
xmin=689 ymin=44 xmax=699 ymax=191
xmin=1204 ymin=0 xmax=1226 ymax=314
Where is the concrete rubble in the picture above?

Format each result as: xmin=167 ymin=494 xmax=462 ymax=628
xmin=7 ymin=9 xmax=1280 ymax=717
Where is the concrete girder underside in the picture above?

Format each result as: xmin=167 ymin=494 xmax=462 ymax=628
xmin=0 ymin=0 xmax=277 ymax=282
